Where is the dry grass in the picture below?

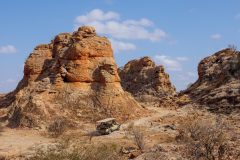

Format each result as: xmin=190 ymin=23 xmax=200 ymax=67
xmin=0 ymin=124 xmax=3 ymax=132
xmin=176 ymin=113 xmax=239 ymax=160
xmin=0 ymin=123 xmax=3 ymax=136
xmin=29 ymin=138 xmax=123 ymax=160
xmin=0 ymin=155 xmax=7 ymax=160
xmin=125 ymin=122 xmax=145 ymax=152
xmin=228 ymin=44 xmax=237 ymax=53
xmin=47 ymin=117 xmax=68 ymax=138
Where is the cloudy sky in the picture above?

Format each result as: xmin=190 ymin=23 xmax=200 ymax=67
xmin=0 ymin=0 xmax=240 ymax=93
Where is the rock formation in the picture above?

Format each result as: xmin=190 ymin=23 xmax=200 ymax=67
xmin=119 ymin=57 xmax=177 ymax=107
xmin=182 ymin=48 xmax=240 ymax=113
xmin=0 ymin=26 xmax=145 ymax=128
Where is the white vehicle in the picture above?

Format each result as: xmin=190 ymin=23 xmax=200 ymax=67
xmin=96 ymin=118 xmax=120 ymax=135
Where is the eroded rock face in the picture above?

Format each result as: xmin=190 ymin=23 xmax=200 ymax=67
xmin=182 ymin=48 xmax=240 ymax=113
xmin=119 ymin=57 xmax=177 ymax=107
xmin=0 ymin=26 xmax=145 ymax=128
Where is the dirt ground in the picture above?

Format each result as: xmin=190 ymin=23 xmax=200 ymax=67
xmin=0 ymin=128 xmax=52 ymax=157
xmin=0 ymin=106 xmax=239 ymax=159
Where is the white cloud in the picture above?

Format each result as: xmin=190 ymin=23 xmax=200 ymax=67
xmin=74 ymin=9 xmax=166 ymax=42
xmin=210 ymin=34 xmax=222 ymax=40
xmin=0 ymin=45 xmax=17 ymax=54
xmin=123 ymin=18 xmax=153 ymax=27
xmin=176 ymin=57 xmax=188 ymax=61
xmin=110 ymin=39 xmax=136 ymax=52
xmin=75 ymin=9 xmax=119 ymax=24
xmin=155 ymin=55 xmax=184 ymax=71
xmin=155 ymin=55 xmax=189 ymax=71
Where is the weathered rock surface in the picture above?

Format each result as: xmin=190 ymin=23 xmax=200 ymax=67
xmin=119 ymin=57 xmax=177 ymax=107
xmin=0 ymin=26 xmax=145 ymax=129
xmin=182 ymin=48 xmax=240 ymax=113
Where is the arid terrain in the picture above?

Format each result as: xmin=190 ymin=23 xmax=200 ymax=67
xmin=0 ymin=26 xmax=239 ymax=160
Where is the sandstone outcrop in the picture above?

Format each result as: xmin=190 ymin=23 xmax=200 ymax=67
xmin=0 ymin=26 xmax=145 ymax=128
xmin=119 ymin=57 xmax=177 ymax=107
xmin=182 ymin=48 xmax=240 ymax=113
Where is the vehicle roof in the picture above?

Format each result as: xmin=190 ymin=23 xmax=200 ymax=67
xmin=96 ymin=118 xmax=116 ymax=123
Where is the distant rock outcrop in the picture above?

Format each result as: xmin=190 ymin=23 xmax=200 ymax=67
xmin=119 ymin=57 xmax=177 ymax=107
xmin=182 ymin=48 xmax=240 ymax=113
xmin=0 ymin=26 xmax=145 ymax=128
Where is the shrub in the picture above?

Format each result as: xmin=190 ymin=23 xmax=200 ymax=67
xmin=0 ymin=155 xmax=7 ymax=160
xmin=228 ymin=44 xmax=238 ymax=53
xmin=0 ymin=123 xmax=3 ymax=136
xmin=125 ymin=122 xmax=145 ymax=152
xmin=48 ymin=117 xmax=68 ymax=137
xmin=0 ymin=124 xmax=3 ymax=132
xmin=29 ymin=140 xmax=122 ymax=160
xmin=176 ymin=114 xmax=231 ymax=160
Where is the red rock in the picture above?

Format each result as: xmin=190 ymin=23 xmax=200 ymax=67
xmin=0 ymin=26 xmax=145 ymax=129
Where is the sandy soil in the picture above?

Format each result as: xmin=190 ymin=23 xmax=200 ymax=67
xmin=0 ymin=106 xmax=239 ymax=159
xmin=0 ymin=128 xmax=52 ymax=157
xmin=0 ymin=107 xmax=176 ymax=157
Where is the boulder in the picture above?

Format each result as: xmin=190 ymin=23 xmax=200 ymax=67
xmin=0 ymin=26 xmax=145 ymax=129
xmin=119 ymin=57 xmax=177 ymax=107
xmin=181 ymin=48 xmax=240 ymax=113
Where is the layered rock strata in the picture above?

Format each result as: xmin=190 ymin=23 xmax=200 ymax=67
xmin=0 ymin=26 xmax=145 ymax=128
xmin=119 ymin=57 xmax=177 ymax=107
xmin=182 ymin=48 xmax=240 ymax=113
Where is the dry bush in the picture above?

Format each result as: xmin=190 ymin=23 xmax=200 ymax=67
xmin=228 ymin=44 xmax=237 ymax=53
xmin=0 ymin=124 xmax=3 ymax=132
xmin=48 ymin=117 xmax=68 ymax=137
xmin=138 ymin=152 xmax=169 ymax=160
xmin=55 ymin=87 xmax=110 ymax=122
xmin=176 ymin=114 xmax=233 ymax=160
xmin=55 ymin=87 xmax=82 ymax=110
xmin=29 ymin=139 xmax=122 ymax=160
xmin=0 ymin=155 xmax=7 ymax=160
xmin=125 ymin=122 xmax=145 ymax=152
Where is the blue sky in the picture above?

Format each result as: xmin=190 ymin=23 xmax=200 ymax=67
xmin=0 ymin=0 xmax=240 ymax=93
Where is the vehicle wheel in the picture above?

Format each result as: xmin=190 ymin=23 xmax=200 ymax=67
xmin=108 ymin=130 xmax=112 ymax=134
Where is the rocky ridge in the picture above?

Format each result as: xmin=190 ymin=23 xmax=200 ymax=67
xmin=182 ymin=48 xmax=240 ymax=113
xmin=119 ymin=57 xmax=178 ymax=107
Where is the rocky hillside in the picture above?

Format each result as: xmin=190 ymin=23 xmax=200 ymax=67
xmin=0 ymin=26 xmax=145 ymax=129
xmin=182 ymin=48 xmax=240 ymax=113
xmin=119 ymin=57 xmax=178 ymax=107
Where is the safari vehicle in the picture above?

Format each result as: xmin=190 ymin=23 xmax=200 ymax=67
xmin=96 ymin=118 xmax=120 ymax=135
